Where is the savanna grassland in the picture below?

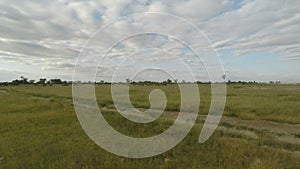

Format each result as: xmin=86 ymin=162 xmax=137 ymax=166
xmin=0 ymin=84 xmax=299 ymax=169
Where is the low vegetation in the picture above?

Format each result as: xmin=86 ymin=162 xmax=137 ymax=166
xmin=0 ymin=83 xmax=299 ymax=168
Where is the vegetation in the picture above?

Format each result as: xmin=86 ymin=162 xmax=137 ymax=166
xmin=0 ymin=76 xmax=71 ymax=86
xmin=0 ymin=83 xmax=299 ymax=168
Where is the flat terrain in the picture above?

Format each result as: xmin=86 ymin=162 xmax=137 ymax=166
xmin=0 ymin=84 xmax=299 ymax=169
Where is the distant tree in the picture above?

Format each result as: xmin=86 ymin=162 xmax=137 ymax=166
xmin=29 ymin=80 xmax=35 ymax=84
xmin=62 ymin=81 xmax=69 ymax=86
xmin=50 ymin=79 xmax=63 ymax=85
xmin=20 ymin=76 xmax=28 ymax=84
xmin=167 ymin=79 xmax=172 ymax=84
xmin=38 ymin=78 xmax=47 ymax=86
xmin=0 ymin=82 xmax=9 ymax=86
xmin=11 ymin=79 xmax=21 ymax=85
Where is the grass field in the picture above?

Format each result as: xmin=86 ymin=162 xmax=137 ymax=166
xmin=0 ymin=84 xmax=299 ymax=168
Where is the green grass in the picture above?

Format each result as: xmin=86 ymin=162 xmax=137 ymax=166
xmin=95 ymin=83 xmax=300 ymax=124
xmin=224 ymin=84 xmax=300 ymax=124
xmin=0 ymin=84 xmax=299 ymax=168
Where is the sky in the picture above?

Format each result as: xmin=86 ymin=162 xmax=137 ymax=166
xmin=0 ymin=0 xmax=299 ymax=83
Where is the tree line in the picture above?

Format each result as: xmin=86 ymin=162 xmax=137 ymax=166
xmin=0 ymin=76 xmax=71 ymax=86
xmin=0 ymin=76 xmax=283 ymax=86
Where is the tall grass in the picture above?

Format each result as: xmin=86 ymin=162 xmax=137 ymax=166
xmin=0 ymin=84 xmax=299 ymax=168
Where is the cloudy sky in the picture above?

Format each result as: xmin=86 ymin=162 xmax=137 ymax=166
xmin=0 ymin=0 xmax=299 ymax=83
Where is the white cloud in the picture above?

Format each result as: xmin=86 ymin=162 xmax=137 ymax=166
xmin=202 ymin=0 xmax=300 ymax=58
xmin=175 ymin=0 xmax=234 ymax=20
xmin=0 ymin=0 xmax=299 ymax=82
